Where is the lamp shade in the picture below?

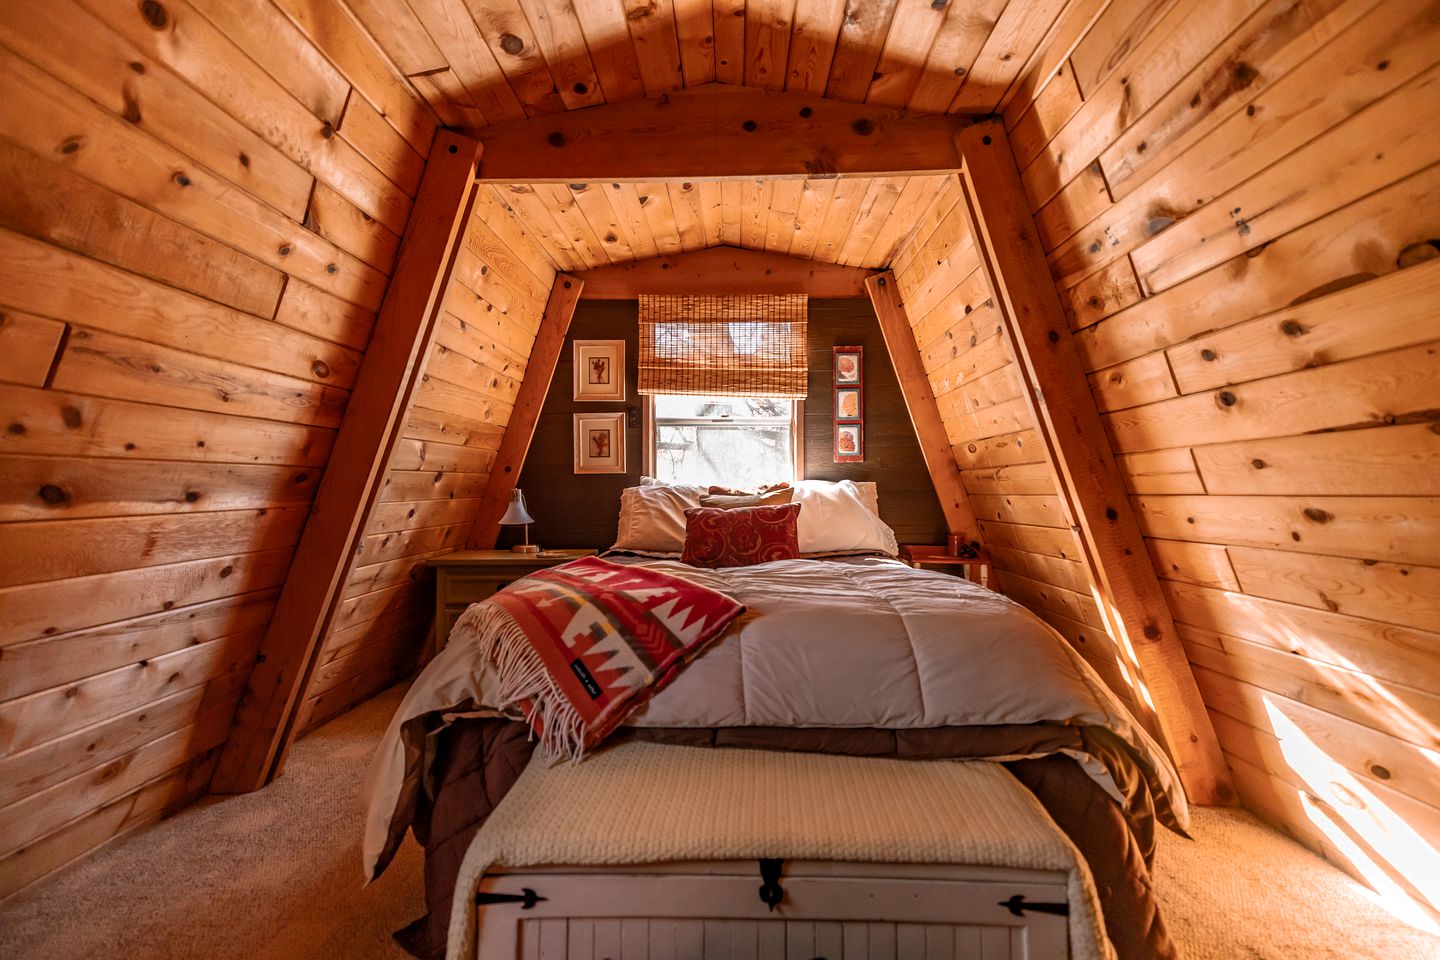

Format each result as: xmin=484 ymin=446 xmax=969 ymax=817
xmin=499 ymin=489 xmax=535 ymax=526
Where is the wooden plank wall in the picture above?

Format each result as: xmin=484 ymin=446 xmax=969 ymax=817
xmin=295 ymin=188 xmax=557 ymax=733
xmin=0 ymin=0 xmax=436 ymax=897
xmin=888 ymin=182 xmax=1145 ymax=720
xmin=1005 ymin=0 xmax=1440 ymax=905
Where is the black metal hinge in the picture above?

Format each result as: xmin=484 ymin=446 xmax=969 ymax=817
xmin=999 ymin=894 xmax=1069 ymax=917
xmin=476 ymin=888 xmax=546 ymax=909
xmin=758 ymin=858 xmax=785 ymax=911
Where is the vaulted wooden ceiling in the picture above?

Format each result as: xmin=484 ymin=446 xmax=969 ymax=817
xmin=349 ymin=0 xmax=1069 ymax=130
xmin=489 ymin=174 xmax=953 ymax=271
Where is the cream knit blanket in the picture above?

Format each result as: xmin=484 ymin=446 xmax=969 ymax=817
xmin=448 ymin=741 xmax=1114 ymax=960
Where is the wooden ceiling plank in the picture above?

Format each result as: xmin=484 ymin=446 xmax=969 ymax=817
xmin=464 ymin=0 xmax=568 ymax=116
xmin=999 ymin=0 xmax=1114 ymax=117
xmin=209 ymin=130 xmax=483 ymax=794
xmin=837 ymin=176 xmax=905 ymax=266
xmin=667 ymin=181 xmax=708 ymax=251
xmin=535 ymin=182 xmax=612 ymax=266
xmin=406 ymin=0 xmax=527 ymax=124
xmin=861 ymin=175 xmax=947 ymax=268
xmin=473 ymin=83 xmax=969 ymax=181
xmin=739 ymin=178 xmax=774 ymax=250
xmin=636 ymin=180 xmax=685 ymax=255
xmin=951 ymin=0 xmax=1070 ymax=115
xmin=866 ymin=272 xmax=981 ymax=543
xmin=784 ymin=0 xmax=846 ymax=94
xmin=471 ymin=186 xmax=564 ymax=279
xmin=810 ymin=177 xmax=869 ymax=264
xmin=492 ymin=183 xmax=585 ymax=271
xmin=567 ymin=181 xmax=636 ymax=263
xmin=718 ymin=179 xmax=744 ymax=245
xmin=606 ymin=182 xmax=664 ymax=261
xmin=712 ymin=0 xmax=747 ymax=84
xmin=905 ymin=0 xmax=1009 ymax=113
xmin=622 ymin=0 xmax=686 ymax=96
xmin=865 ymin=0 xmax=950 ymax=107
xmin=824 ymin=0 xmax=900 ymax=102
xmin=347 ymin=0 xmax=450 ymax=76
xmin=515 ymin=0 xmax=607 ymax=110
xmin=409 ymin=68 xmax=490 ymax=129
xmin=570 ymin=0 xmax=647 ymax=101
xmin=953 ymin=119 xmax=1233 ymax=805
xmin=671 ymin=0 xmax=717 ymax=85
xmin=787 ymin=178 xmax=839 ymax=261
xmin=575 ymin=245 xmax=872 ymax=297
xmin=697 ymin=180 xmax=726 ymax=245
xmin=745 ymin=0 xmax=798 ymax=90
xmin=467 ymin=274 xmax=584 ymax=548
xmin=765 ymin=179 xmax=806 ymax=255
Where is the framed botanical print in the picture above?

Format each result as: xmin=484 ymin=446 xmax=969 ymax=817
xmin=573 ymin=340 xmax=625 ymax=401
xmin=832 ymin=345 xmax=864 ymax=463
xmin=573 ymin=412 xmax=626 ymax=474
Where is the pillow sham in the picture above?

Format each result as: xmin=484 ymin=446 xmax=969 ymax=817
xmin=789 ymin=479 xmax=898 ymax=556
xmin=680 ymin=503 xmax=802 ymax=568
xmin=612 ymin=483 xmax=702 ymax=555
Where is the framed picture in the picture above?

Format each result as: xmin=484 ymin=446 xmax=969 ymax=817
xmin=573 ymin=340 xmax=625 ymax=401
xmin=834 ymin=423 xmax=863 ymax=463
xmin=832 ymin=345 xmax=864 ymax=462
xmin=574 ymin=412 xmax=626 ymax=474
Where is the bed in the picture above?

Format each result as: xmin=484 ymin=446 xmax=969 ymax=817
xmin=362 ymin=482 xmax=1188 ymax=960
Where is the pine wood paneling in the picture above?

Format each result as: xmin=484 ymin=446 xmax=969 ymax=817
xmin=1016 ymin=0 xmax=1440 ymax=905
xmin=0 ymin=0 xmax=434 ymax=897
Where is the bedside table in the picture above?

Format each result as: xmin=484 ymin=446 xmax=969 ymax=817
xmin=427 ymin=549 xmax=596 ymax=649
xmin=900 ymin=545 xmax=990 ymax=588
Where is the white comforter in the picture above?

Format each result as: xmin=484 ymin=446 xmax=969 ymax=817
xmin=362 ymin=556 xmax=1187 ymax=879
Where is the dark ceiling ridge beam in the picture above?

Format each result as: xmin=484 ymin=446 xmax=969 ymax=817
xmin=473 ymin=83 xmax=973 ymax=182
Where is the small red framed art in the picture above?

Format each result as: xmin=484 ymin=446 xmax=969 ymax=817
xmin=832 ymin=345 xmax=863 ymax=463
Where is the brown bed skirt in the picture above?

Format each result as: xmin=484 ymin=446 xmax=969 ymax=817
xmin=396 ymin=719 xmax=1180 ymax=960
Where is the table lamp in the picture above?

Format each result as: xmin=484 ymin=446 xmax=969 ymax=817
xmin=500 ymin=488 xmax=539 ymax=554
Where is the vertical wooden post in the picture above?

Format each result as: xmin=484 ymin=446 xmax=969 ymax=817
xmin=467 ymin=275 xmax=585 ymax=548
xmin=865 ymin=271 xmax=981 ymax=542
xmin=211 ymin=131 xmax=483 ymax=794
xmin=953 ymin=120 xmax=1234 ymax=805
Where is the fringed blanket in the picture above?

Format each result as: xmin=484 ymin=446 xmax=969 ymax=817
xmin=455 ymin=556 xmax=745 ymax=762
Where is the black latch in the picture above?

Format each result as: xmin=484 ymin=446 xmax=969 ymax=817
xmin=758 ymin=858 xmax=785 ymax=911
xmin=999 ymin=894 xmax=1069 ymax=917
xmin=476 ymin=888 xmax=546 ymax=910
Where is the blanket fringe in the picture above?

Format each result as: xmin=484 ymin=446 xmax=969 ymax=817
xmin=457 ymin=603 xmax=587 ymax=764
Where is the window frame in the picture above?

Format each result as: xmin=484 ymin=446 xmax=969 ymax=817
xmin=642 ymin=396 xmax=806 ymax=483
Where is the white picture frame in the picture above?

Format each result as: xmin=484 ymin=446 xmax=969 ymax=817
xmin=574 ymin=412 xmax=626 ymax=474
xmin=573 ymin=340 xmax=625 ymax=401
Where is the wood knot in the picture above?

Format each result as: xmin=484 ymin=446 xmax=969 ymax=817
xmin=573 ymin=82 xmax=588 ymax=95
xmin=1369 ymin=764 xmax=1391 ymax=780
xmin=1280 ymin=319 xmax=1306 ymax=337
xmin=1302 ymin=507 xmax=1332 ymax=523
xmin=38 ymin=484 xmax=69 ymax=505
xmin=1200 ymin=348 xmax=1217 ymax=361
xmin=1217 ymin=390 xmax=1237 ymax=407
xmin=546 ymin=131 xmax=565 ymax=147
xmin=140 ymin=0 xmax=167 ymax=29
xmin=1047 ymin=329 xmax=1060 ymax=343
xmin=851 ymin=118 xmax=875 ymax=136
xmin=219 ymin=565 xmax=234 ymax=578
xmin=61 ymin=406 xmax=83 ymax=428
xmin=742 ymin=119 xmax=758 ymax=132
xmin=321 ymin=121 xmax=334 ymax=139
xmin=311 ymin=360 xmax=331 ymax=378
xmin=499 ymin=33 xmax=524 ymax=55
xmin=184 ymin=491 xmax=200 ymax=503
xmin=799 ymin=106 xmax=813 ymax=118
xmin=173 ymin=172 xmax=191 ymax=187
xmin=1105 ymin=507 xmax=1118 ymax=521
xmin=1142 ymin=624 xmax=1161 ymax=640
xmin=1250 ymin=459 xmax=1266 ymax=469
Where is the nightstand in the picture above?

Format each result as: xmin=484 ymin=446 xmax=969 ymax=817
xmin=900 ymin=545 xmax=991 ymax=588
xmin=427 ymin=549 xmax=596 ymax=650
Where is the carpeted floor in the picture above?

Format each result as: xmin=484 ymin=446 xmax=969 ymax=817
xmin=2 ymin=684 xmax=1437 ymax=959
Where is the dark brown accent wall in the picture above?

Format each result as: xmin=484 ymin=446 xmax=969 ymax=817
xmin=504 ymin=299 xmax=946 ymax=551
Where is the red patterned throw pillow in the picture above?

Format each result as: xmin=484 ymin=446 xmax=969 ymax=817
xmin=681 ymin=502 xmax=802 ymax=568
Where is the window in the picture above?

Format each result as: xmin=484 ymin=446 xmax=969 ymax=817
xmin=646 ymin=394 xmax=802 ymax=488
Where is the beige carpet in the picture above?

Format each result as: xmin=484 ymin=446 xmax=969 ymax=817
xmin=2 ymin=684 xmax=1437 ymax=959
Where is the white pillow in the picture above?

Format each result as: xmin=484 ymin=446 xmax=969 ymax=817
xmin=790 ymin=479 xmax=898 ymax=556
xmin=612 ymin=483 xmax=702 ymax=555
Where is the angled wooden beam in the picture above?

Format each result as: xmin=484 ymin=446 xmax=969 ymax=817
xmin=576 ymin=246 xmax=872 ymax=298
xmin=474 ymin=83 xmax=970 ymax=181
xmin=467 ymin=274 xmax=584 ymax=548
xmin=865 ymin=271 xmax=981 ymax=543
xmin=952 ymin=120 xmax=1235 ymax=805
xmin=210 ymin=131 xmax=483 ymax=794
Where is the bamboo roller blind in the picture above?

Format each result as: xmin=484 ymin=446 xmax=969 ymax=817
xmin=637 ymin=295 xmax=809 ymax=398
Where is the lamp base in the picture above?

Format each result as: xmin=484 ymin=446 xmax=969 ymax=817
xmin=511 ymin=543 xmax=541 ymax=554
